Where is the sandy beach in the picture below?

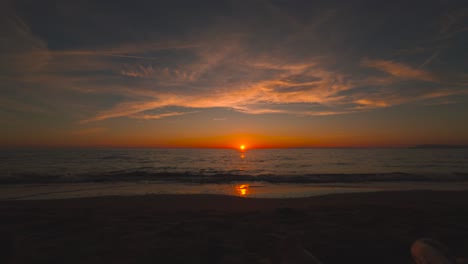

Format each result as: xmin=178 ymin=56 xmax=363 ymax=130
xmin=1 ymin=190 xmax=468 ymax=263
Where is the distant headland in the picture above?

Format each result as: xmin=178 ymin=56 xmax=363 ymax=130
xmin=411 ymin=144 xmax=468 ymax=149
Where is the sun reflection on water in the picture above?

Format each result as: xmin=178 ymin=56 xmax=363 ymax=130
xmin=235 ymin=184 xmax=250 ymax=197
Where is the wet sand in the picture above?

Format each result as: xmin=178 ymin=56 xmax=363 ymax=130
xmin=1 ymin=191 xmax=468 ymax=263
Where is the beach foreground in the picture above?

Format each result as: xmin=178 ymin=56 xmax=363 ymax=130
xmin=1 ymin=191 xmax=468 ymax=263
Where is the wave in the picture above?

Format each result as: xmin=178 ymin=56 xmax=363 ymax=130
xmin=1 ymin=171 xmax=468 ymax=184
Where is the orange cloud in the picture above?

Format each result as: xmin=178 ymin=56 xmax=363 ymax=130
xmin=355 ymin=99 xmax=390 ymax=108
xmin=361 ymin=58 xmax=437 ymax=82
xmin=131 ymin=112 xmax=194 ymax=120
xmin=80 ymin=65 xmax=354 ymax=123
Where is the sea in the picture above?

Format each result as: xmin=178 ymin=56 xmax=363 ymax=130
xmin=1 ymin=148 xmax=468 ymax=199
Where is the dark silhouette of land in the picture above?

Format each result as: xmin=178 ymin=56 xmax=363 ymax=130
xmin=411 ymin=144 xmax=468 ymax=149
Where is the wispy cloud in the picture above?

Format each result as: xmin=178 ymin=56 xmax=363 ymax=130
xmin=361 ymin=58 xmax=437 ymax=82
xmin=120 ymin=64 xmax=197 ymax=82
xmin=131 ymin=112 xmax=194 ymax=120
xmin=70 ymin=50 xmax=466 ymax=123
xmin=418 ymin=51 xmax=439 ymax=69
xmin=439 ymin=8 xmax=468 ymax=36
xmin=79 ymin=58 xmax=357 ymax=122
xmin=0 ymin=12 xmax=50 ymax=76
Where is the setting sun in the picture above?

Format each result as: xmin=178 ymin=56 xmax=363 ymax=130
xmin=235 ymin=184 xmax=250 ymax=197
xmin=240 ymin=145 xmax=246 ymax=151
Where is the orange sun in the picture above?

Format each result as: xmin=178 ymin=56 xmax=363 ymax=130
xmin=240 ymin=145 xmax=246 ymax=151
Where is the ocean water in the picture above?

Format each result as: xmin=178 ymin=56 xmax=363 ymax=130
xmin=1 ymin=148 xmax=468 ymax=184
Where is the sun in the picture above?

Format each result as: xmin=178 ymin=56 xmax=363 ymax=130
xmin=240 ymin=145 xmax=246 ymax=151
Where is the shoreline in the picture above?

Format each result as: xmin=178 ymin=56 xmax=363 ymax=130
xmin=1 ymin=191 xmax=468 ymax=263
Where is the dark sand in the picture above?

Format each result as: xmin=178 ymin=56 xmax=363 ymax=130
xmin=1 ymin=191 xmax=468 ymax=263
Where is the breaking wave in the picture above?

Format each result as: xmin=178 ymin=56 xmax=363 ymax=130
xmin=2 ymin=171 xmax=468 ymax=184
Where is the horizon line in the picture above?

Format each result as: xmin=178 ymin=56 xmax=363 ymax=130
xmin=2 ymin=144 xmax=468 ymax=149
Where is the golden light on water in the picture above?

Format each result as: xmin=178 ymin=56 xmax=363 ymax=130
xmin=235 ymin=184 xmax=250 ymax=197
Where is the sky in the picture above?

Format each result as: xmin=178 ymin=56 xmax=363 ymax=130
xmin=1 ymin=0 xmax=468 ymax=148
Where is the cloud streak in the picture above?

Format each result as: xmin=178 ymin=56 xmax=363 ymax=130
xmin=361 ymin=58 xmax=437 ymax=82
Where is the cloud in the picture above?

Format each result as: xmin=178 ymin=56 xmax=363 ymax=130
xmin=418 ymin=51 xmax=439 ymax=69
xmin=346 ymin=86 xmax=467 ymax=112
xmin=439 ymin=8 xmax=468 ymax=35
xmin=300 ymin=110 xmax=359 ymax=116
xmin=41 ymin=40 xmax=203 ymax=61
xmin=3 ymin=1 xmax=467 ymax=127
xmin=120 ymin=64 xmax=197 ymax=83
xmin=131 ymin=112 xmax=193 ymax=120
xmin=79 ymin=57 xmax=357 ymax=123
xmin=361 ymin=58 xmax=437 ymax=82
xmin=0 ymin=12 xmax=50 ymax=76
xmin=79 ymin=48 xmax=467 ymax=123
xmin=355 ymin=99 xmax=390 ymax=108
